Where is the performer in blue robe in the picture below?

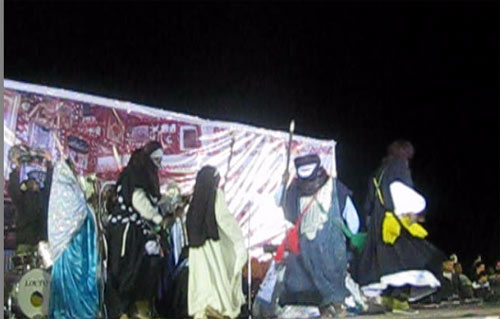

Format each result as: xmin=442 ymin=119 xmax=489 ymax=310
xmin=47 ymin=159 xmax=99 ymax=319
xmin=280 ymin=154 xmax=353 ymax=317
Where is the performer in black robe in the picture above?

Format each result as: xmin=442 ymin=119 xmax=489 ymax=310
xmin=105 ymin=141 xmax=166 ymax=319
xmin=354 ymin=140 xmax=445 ymax=310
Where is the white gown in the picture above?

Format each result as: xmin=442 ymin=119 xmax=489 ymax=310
xmin=188 ymin=189 xmax=247 ymax=319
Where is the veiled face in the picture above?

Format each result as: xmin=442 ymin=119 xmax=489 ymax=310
xmin=150 ymin=149 xmax=164 ymax=168
xmin=297 ymin=163 xmax=318 ymax=178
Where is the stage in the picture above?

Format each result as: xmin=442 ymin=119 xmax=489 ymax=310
xmin=346 ymin=303 xmax=500 ymax=319
xmin=151 ymin=303 xmax=500 ymax=319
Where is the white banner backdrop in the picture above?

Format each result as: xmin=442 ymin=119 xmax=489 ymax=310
xmin=4 ymin=79 xmax=337 ymax=258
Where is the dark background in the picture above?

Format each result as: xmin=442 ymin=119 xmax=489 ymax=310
xmin=5 ymin=2 xmax=499 ymax=269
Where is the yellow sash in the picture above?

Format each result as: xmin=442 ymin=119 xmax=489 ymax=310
xmin=374 ymin=171 xmax=428 ymax=244
xmin=382 ymin=212 xmax=428 ymax=244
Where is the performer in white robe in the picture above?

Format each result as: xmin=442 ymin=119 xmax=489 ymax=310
xmin=186 ymin=166 xmax=247 ymax=319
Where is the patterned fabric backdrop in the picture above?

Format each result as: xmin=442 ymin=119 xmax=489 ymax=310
xmin=4 ymin=79 xmax=337 ymax=258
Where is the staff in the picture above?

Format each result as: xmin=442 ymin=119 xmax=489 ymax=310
xmin=280 ymin=120 xmax=295 ymax=207
xmin=223 ymin=130 xmax=236 ymax=191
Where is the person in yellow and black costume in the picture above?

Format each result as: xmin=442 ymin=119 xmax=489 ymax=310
xmin=354 ymin=140 xmax=445 ymax=312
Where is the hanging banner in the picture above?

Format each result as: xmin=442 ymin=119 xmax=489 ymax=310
xmin=3 ymin=79 xmax=337 ymax=257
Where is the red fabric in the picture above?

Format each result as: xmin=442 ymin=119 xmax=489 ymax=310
xmin=275 ymin=196 xmax=316 ymax=262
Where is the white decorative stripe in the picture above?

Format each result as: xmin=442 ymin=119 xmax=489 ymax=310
xmin=121 ymin=222 xmax=131 ymax=257
xmin=361 ymin=270 xmax=441 ymax=301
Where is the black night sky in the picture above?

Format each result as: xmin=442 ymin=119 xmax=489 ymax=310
xmin=5 ymin=2 xmax=500 ymax=268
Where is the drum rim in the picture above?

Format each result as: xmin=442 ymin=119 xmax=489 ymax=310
xmin=14 ymin=268 xmax=51 ymax=318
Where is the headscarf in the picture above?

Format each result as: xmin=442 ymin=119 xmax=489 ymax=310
xmin=117 ymin=141 xmax=162 ymax=205
xmin=186 ymin=166 xmax=220 ymax=247
xmin=284 ymin=154 xmax=329 ymax=223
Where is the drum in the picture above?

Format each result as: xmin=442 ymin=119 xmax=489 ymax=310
xmin=10 ymin=253 xmax=41 ymax=273
xmin=8 ymin=269 xmax=51 ymax=319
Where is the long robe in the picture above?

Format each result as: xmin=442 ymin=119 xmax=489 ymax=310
xmin=354 ymin=158 xmax=444 ymax=300
xmin=105 ymin=187 xmax=163 ymax=318
xmin=280 ymin=178 xmax=350 ymax=307
xmin=188 ymin=189 xmax=247 ymax=319
xmin=48 ymin=160 xmax=99 ymax=319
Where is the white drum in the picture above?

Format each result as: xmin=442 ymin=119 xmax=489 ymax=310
xmin=11 ymin=269 xmax=51 ymax=318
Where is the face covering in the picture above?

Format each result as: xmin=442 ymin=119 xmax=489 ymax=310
xmin=297 ymin=163 xmax=318 ymax=178
xmin=294 ymin=154 xmax=321 ymax=180
xmin=150 ymin=149 xmax=163 ymax=168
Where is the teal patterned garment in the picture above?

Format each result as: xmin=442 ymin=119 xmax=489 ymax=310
xmin=48 ymin=160 xmax=99 ymax=319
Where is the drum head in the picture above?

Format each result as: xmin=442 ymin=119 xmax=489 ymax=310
xmin=17 ymin=269 xmax=51 ymax=318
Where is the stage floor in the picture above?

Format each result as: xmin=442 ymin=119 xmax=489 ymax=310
xmin=150 ymin=304 xmax=500 ymax=319
xmin=347 ymin=303 xmax=500 ymax=319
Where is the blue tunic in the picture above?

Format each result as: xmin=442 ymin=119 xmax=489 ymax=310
xmin=281 ymin=178 xmax=350 ymax=307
